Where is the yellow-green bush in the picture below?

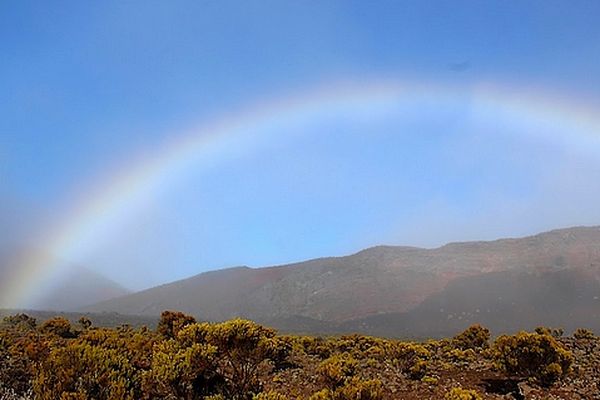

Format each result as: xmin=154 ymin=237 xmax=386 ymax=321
xmin=421 ymin=375 xmax=438 ymax=384
xmin=253 ymin=390 xmax=289 ymax=400
xmin=295 ymin=335 xmax=335 ymax=359
xmin=1 ymin=314 xmax=37 ymax=331
xmin=40 ymin=317 xmax=76 ymax=339
xmin=446 ymin=348 xmax=477 ymax=364
xmin=156 ymin=310 xmax=197 ymax=339
xmin=32 ymin=342 xmax=139 ymax=400
xmin=334 ymin=334 xmax=389 ymax=360
xmin=573 ymin=328 xmax=595 ymax=340
xmin=317 ymin=352 xmax=358 ymax=390
xmin=207 ymin=319 xmax=285 ymax=399
xmin=335 ymin=377 xmax=383 ymax=400
xmin=452 ymin=324 xmax=490 ymax=351
xmin=142 ymin=338 xmax=219 ymax=399
xmin=534 ymin=326 xmax=564 ymax=338
xmin=309 ymin=377 xmax=383 ymax=400
xmin=388 ymin=341 xmax=430 ymax=379
xmin=77 ymin=327 xmax=156 ymax=371
xmin=0 ymin=326 xmax=49 ymax=397
xmin=444 ymin=387 xmax=483 ymax=400
xmin=493 ymin=331 xmax=573 ymax=386
xmin=1 ymin=311 xmax=593 ymax=399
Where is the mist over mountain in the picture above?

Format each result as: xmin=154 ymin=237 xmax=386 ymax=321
xmin=84 ymin=226 xmax=600 ymax=337
xmin=30 ymin=266 xmax=131 ymax=311
xmin=0 ymin=248 xmax=130 ymax=311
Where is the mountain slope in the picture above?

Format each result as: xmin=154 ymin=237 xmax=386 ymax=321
xmin=341 ymin=264 xmax=600 ymax=338
xmin=86 ymin=226 xmax=600 ymax=332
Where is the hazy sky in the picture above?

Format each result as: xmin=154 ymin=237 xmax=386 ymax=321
xmin=2 ymin=1 xmax=600 ymax=289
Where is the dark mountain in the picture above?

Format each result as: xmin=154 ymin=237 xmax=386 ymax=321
xmin=85 ymin=226 xmax=600 ymax=336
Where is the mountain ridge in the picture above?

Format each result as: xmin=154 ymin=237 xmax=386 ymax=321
xmin=84 ymin=225 xmax=600 ymax=336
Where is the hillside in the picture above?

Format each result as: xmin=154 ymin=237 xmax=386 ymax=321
xmin=85 ymin=226 xmax=600 ymax=336
xmin=341 ymin=265 xmax=600 ymax=338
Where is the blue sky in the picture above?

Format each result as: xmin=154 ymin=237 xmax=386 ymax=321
xmin=2 ymin=1 xmax=600 ymax=289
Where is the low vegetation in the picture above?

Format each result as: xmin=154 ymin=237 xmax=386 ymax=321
xmin=0 ymin=312 xmax=598 ymax=399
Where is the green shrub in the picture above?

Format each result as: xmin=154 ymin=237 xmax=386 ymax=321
xmin=142 ymin=338 xmax=218 ymax=399
xmin=573 ymin=328 xmax=595 ymax=340
xmin=534 ymin=326 xmax=564 ymax=338
xmin=444 ymin=387 xmax=483 ymax=400
xmin=335 ymin=334 xmax=389 ymax=360
xmin=253 ymin=391 xmax=289 ymax=400
xmin=207 ymin=319 xmax=286 ymax=399
xmin=335 ymin=377 xmax=383 ymax=400
xmin=317 ymin=352 xmax=358 ymax=390
xmin=156 ymin=310 xmax=196 ymax=339
xmin=78 ymin=316 xmax=92 ymax=330
xmin=493 ymin=331 xmax=573 ymax=386
xmin=446 ymin=348 xmax=476 ymax=364
xmin=309 ymin=378 xmax=383 ymax=400
xmin=421 ymin=375 xmax=438 ymax=384
xmin=32 ymin=342 xmax=138 ymax=400
xmin=389 ymin=342 xmax=430 ymax=379
xmin=40 ymin=317 xmax=76 ymax=339
xmin=452 ymin=324 xmax=490 ymax=350
xmin=1 ymin=314 xmax=37 ymax=331
xmin=296 ymin=335 xmax=334 ymax=359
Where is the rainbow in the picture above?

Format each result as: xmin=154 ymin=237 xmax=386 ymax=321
xmin=3 ymin=78 xmax=600 ymax=308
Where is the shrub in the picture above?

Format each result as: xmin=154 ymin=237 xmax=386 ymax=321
xmin=335 ymin=377 xmax=383 ymax=400
xmin=157 ymin=310 xmax=196 ymax=339
xmin=253 ymin=391 xmax=289 ymax=400
xmin=142 ymin=338 xmax=218 ymax=399
xmin=207 ymin=319 xmax=286 ymax=399
xmin=335 ymin=335 xmax=389 ymax=360
xmin=388 ymin=342 xmax=430 ymax=379
xmin=309 ymin=378 xmax=383 ymax=400
xmin=534 ymin=326 xmax=564 ymax=338
xmin=446 ymin=348 xmax=476 ymax=364
xmin=317 ymin=352 xmax=358 ymax=390
xmin=0 ymin=329 xmax=50 ymax=395
xmin=573 ymin=328 xmax=595 ymax=340
xmin=40 ymin=317 xmax=76 ymax=338
xmin=421 ymin=375 xmax=438 ymax=384
xmin=452 ymin=324 xmax=490 ymax=350
xmin=78 ymin=316 xmax=92 ymax=330
xmin=296 ymin=335 xmax=334 ymax=359
xmin=493 ymin=331 xmax=573 ymax=386
xmin=1 ymin=314 xmax=37 ymax=331
xmin=0 ymin=335 xmax=32 ymax=396
xmin=77 ymin=327 xmax=156 ymax=371
xmin=444 ymin=387 xmax=483 ymax=400
xmin=32 ymin=342 xmax=139 ymax=400
xmin=308 ymin=389 xmax=333 ymax=400
xmin=0 ymin=386 xmax=33 ymax=400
